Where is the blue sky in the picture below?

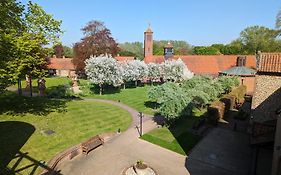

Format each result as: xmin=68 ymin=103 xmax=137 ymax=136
xmin=22 ymin=0 xmax=281 ymax=47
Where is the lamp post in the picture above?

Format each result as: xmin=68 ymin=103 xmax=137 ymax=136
xmin=139 ymin=112 xmax=143 ymax=137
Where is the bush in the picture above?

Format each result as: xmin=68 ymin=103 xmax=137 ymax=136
xmin=148 ymin=76 xmax=240 ymax=122
xmin=207 ymin=101 xmax=225 ymax=124
xmin=220 ymin=94 xmax=236 ymax=111
xmin=218 ymin=76 xmax=240 ymax=93
xmin=47 ymin=85 xmax=74 ymax=98
xmin=229 ymin=85 xmax=246 ymax=104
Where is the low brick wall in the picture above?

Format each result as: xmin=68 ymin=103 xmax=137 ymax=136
xmin=39 ymin=132 xmax=116 ymax=175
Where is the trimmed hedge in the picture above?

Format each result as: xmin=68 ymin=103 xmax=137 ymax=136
xmin=229 ymin=85 xmax=247 ymax=104
xmin=220 ymin=94 xmax=236 ymax=111
xmin=207 ymin=101 xmax=225 ymax=124
xmin=208 ymin=85 xmax=246 ymax=124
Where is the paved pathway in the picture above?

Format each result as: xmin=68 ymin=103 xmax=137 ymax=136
xmin=57 ymin=98 xmax=190 ymax=175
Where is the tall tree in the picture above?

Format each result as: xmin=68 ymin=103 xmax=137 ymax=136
xmin=73 ymin=20 xmax=119 ymax=71
xmin=276 ymin=8 xmax=281 ymax=30
xmin=192 ymin=46 xmax=221 ymax=55
xmin=118 ymin=42 xmax=143 ymax=60
xmin=239 ymin=26 xmax=280 ymax=54
xmin=153 ymin=40 xmax=192 ymax=55
xmin=63 ymin=45 xmax=74 ymax=58
xmin=85 ymin=54 xmax=123 ymax=95
xmin=53 ymin=44 xmax=64 ymax=58
xmin=0 ymin=0 xmax=25 ymax=91
xmin=0 ymin=1 xmax=62 ymax=93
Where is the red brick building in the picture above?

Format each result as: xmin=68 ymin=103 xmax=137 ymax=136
xmin=143 ymin=26 xmax=257 ymax=94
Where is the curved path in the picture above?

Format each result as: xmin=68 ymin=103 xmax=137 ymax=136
xmin=57 ymin=98 xmax=190 ymax=175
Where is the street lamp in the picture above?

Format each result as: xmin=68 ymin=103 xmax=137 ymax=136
xmin=139 ymin=112 xmax=143 ymax=137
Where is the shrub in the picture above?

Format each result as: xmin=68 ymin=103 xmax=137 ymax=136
xmin=207 ymin=101 xmax=225 ymax=124
xmin=47 ymin=85 xmax=74 ymax=98
xmin=229 ymin=85 xmax=247 ymax=104
xmin=220 ymin=94 xmax=236 ymax=111
xmin=218 ymin=76 xmax=240 ymax=93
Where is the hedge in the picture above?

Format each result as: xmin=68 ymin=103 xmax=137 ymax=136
xmin=229 ymin=85 xmax=247 ymax=104
xmin=208 ymin=85 xmax=246 ymax=124
xmin=207 ymin=101 xmax=225 ymax=124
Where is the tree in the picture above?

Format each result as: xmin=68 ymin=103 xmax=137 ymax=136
xmin=153 ymin=40 xmax=192 ymax=55
xmin=85 ymin=54 xmax=123 ymax=95
xmin=51 ymin=44 xmax=74 ymax=58
xmin=239 ymin=26 xmax=280 ymax=54
xmin=73 ymin=20 xmax=119 ymax=71
xmin=118 ymin=42 xmax=143 ymax=60
xmin=63 ymin=45 xmax=74 ymax=58
xmin=192 ymin=46 xmax=221 ymax=55
xmin=162 ymin=59 xmax=193 ymax=82
xmin=148 ymin=75 xmax=239 ymax=121
xmin=0 ymin=1 xmax=62 ymax=93
xmin=147 ymin=63 xmax=162 ymax=84
xmin=0 ymin=0 xmax=25 ymax=91
xmin=276 ymin=8 xmax=281 ymax=30
xmin=53 ymin=44 xmax=64 ymax=58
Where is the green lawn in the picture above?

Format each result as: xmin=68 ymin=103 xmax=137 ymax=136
xmin=141 ymin=116 xmax=202 ymax=155
xmin=12 ymin=77 xmax=71 ymax=89
xmin=0 ymin=92 xmax=132 ymax=174
xmin=79 ymin=79 xmax=156 ymax=115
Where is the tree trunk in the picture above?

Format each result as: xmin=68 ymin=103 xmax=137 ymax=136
xmin=99 ymin=84 xmax=102 ymax=95
xmin=123 ymin=83 xmax=126 ymax=89
xmin=29 ymin=76 xmax=32 ymax=97
xmin=18 ymin=79 xmax=22 ymax=96
xmin=135 ymin=80 xmax=138 ymax=87
xmin=150 ymin=79 xmax=153 ymax=86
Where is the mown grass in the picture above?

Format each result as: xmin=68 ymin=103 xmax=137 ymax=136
xmin=10 ymin=77 xmax=72 ymax=95
xmin=0 ymin=92 xmax=132 ymax=175
xmin=141 ymin=114 xmax=203 ymax=155
xmin=12 ymin=77 xmax=71 ymax=89
xmin=78 ymin=79 xmax=156 ymax=115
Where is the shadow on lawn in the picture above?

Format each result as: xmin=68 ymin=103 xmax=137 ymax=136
xmin=144 ymin=101 xmax=159 ymax=110
xmin=0 ymin=121 xmax=61 ymax=175
xmin=0 ymin=92 xmax=68 ymax=116
xmin=167 ymin=116 xmax=202 ymax=155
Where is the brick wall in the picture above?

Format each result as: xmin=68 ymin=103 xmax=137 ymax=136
xmin=251 ymin=75 xmax=281 ymax=122
xmin=239 ymin=77 xmax=255 ymax=95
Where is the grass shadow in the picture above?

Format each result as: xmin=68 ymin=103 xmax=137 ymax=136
xmin=0 ymin=122 xmax=58 ymax=175
xmin=88 ymin=84 xmax=121 ymax=95
xmin=46 ymin=85 xmax=78 ymax=99
xmin=0 ymin=121 xmax=35 ymax=172
xmin=144 ymin=101 xmax=159 ymax=110
xmin=0 ymin=92 xmax=68 ymax=116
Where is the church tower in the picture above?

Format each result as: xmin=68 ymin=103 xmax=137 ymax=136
xmin=144 ymin=24 xmax=153 ymax=58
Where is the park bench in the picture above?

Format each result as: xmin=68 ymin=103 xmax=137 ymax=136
xmin=81 ymin=135 xmax=104 ymax=155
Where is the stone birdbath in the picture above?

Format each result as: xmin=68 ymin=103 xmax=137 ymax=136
xmin=122 ymin=160 xmax=157 ymax=175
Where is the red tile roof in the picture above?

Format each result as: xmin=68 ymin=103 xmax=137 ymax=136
xmin=115 ymin=56 xmax=135 ymax=62
xmin=258 ymin=53 xmax=281 ymax=73
xmin=47 ymin=58 xmax=75 ymax=70
xmin=144 ymin=55 xmax=256 ymax=75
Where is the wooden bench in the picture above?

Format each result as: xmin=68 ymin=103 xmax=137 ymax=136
xmin=81 ymin=135 xmax=104 ymax=155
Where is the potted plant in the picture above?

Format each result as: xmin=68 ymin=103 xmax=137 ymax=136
xmin=135 ymin=160 xmax=148 ymax=169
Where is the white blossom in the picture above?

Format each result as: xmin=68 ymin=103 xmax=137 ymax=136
xmin=162 ymin=59 xmax=193 ymax=82
xmin=84 ymin=54 xmax=123 ymax=88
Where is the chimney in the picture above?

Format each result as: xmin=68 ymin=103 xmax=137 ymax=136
xmin=237 ymin=56 xmax=246 ymax=67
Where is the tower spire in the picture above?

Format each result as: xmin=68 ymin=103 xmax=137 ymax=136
xmin=144 ymin=23 xmax=153 ymax=58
